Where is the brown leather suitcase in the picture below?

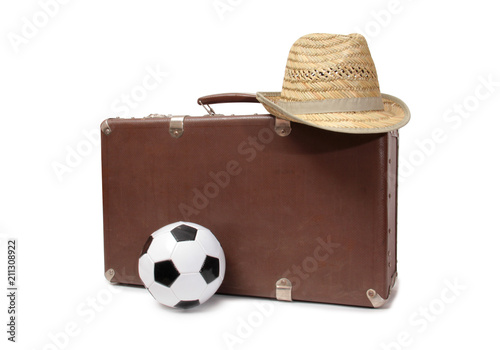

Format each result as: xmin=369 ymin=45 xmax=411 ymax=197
xmin=101 ymin=93 xmax=398 ymax=308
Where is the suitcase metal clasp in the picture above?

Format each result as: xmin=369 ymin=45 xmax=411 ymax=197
xmin=169 ymin=115 xmax=186 ymax=138
xmin=274 ymin=118 xmax=291 ymax=137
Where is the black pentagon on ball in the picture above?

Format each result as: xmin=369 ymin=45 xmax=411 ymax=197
xmin=154 ymin=260 xmax=180 ymax=287
xmin=175 ymin=300 xmax=200 ymax=309
xmin=171 ymin=224 xmax=197 ymax=242
xmin=200 ymin=256 xmax=220 ymax=284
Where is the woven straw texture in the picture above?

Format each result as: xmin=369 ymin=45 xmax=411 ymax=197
xmin=257 ymin=33 xmax=410 ymax=134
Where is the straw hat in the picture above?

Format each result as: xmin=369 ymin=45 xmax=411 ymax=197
xmin=256 ymin=33 xmax=410 ymax=134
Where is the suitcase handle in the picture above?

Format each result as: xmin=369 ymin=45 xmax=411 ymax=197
xmin=197 ymin=93 xmax=259 ymax=115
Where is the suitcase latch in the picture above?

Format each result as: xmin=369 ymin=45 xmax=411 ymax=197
xmin=169 ymin=115 xmax=185 ymax=138
xmin=274 ymin=118 xmax=291 ymax=137
xmin=276 ymin=278 xmax=292 ymax=302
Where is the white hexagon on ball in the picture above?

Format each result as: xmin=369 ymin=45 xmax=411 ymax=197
xmin=138 ymin=254 xmax=155 ymax=288
xmin=147 ymin=232 xmax=177 ymax=263
xmin=171 ymin=241 xmax=206 ymax=274
xmin=171 ymin=273 xmax=207 ymax=301
xmin=196 ymin=228 xmax=223 ymax=257
xmin=148 ymin=282 xmax=180 ymax=306
xmin=138 ymin=221 xmax=226 ymax=309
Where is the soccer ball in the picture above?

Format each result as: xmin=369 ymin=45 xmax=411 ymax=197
xmin=138 ymin=221 xmax=225 ymax=309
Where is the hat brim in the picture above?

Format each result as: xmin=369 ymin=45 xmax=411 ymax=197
xmin=256 ymin=92 xmax=410 ymax=134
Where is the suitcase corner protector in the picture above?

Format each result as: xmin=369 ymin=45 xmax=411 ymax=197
xmin=105 ymin=268 xmax=117 ymax=283
xmin=366 ymin=271 xmax=398 ymax=308
xmin=366 ymin=288 xmax=387 ymax=308
xmin=101 ymin=119 xmax=112 ymax=135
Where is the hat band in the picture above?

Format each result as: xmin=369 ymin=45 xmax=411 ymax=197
xmin=276 ymin=96 xmax=384 ymax=114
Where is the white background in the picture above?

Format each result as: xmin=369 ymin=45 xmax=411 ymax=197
xmin=1 ymin=0 xmax=499 ymax=349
